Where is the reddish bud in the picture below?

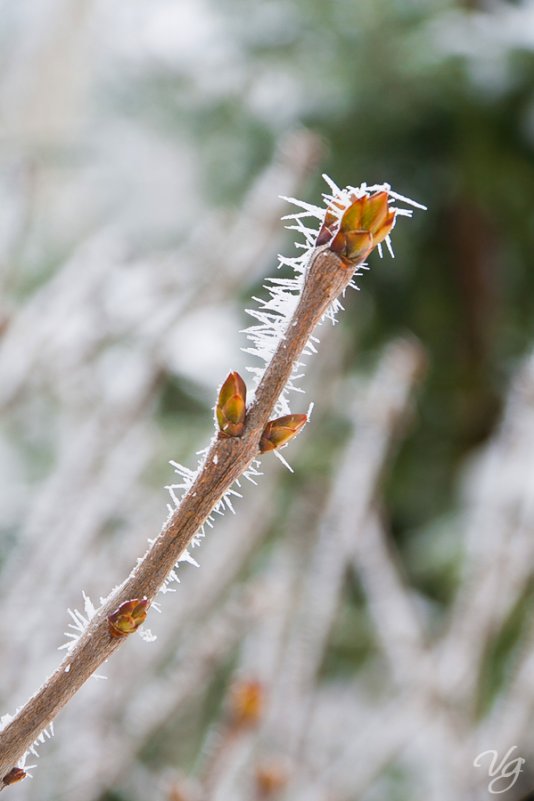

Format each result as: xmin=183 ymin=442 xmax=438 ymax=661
xmin=259 ymin=414 xmax=307 ymax=453
xmin=255 ymin=761 xmax=289 ymax=797
xmin=229 ymin=679 xmax=264 ymax=727
xmin=216 ymin=371 xmax=247 ymax=437
xmin=317 ymin=190 xmax=396 ymax=266
xmin=3 ymin=768 xmax=27 ymax=786
xmin=108 ymin=598 xmax=149 ymax=638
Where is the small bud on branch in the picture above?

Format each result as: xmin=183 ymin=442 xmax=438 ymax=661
xmin=229 ymin=679 xmax=264 ymax=728
xmin=2 ymin=769 xmax=26 ymax=786
xmin=317 ymin=190 xmax=396 ymax=265
xmin=259 ymin=414 xmax=307 ymax=453
xmin=255 ymin=761 xmax=289 ymax=797
xmin=216 ymin=372 xmax=247 ymax=437
xmin=108 ymin=598 xmax=149 ymax=638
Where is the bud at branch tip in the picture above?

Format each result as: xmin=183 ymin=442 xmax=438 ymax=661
xmin=316 ymin=190 xmax=396 ymax=266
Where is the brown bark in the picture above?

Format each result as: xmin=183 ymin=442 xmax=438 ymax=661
xmin=0 ymin=246 xmax=356 ymax=784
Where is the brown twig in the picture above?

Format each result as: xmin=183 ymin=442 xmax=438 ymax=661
xmin=0 ymin=245 xmax=355 ymax=783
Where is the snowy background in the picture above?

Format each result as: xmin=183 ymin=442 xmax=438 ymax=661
xmin=2 ymin=1 xmax=534 ymax=800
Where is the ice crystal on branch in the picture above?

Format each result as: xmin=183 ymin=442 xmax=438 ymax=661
xmin=59 ymin=591 xmax=97 ymax=654
xmin=0 ymin=712 xmax=54 ymax=779
xmin=160 ymin=177 xmax=422 ymax=588
xmin=243 ymin=175 xmax=425 ymax=417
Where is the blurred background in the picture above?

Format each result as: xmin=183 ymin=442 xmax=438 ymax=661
xmin=1 ymin=0 xmax=534 ymax=799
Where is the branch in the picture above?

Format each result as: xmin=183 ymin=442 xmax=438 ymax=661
xmin=0 ymin=182 xmax=420 ymax=785
xmin=0 ymin=246 xmax=351 ymax=779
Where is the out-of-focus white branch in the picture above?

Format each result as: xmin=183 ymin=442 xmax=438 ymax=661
xmin=265 ymin=339 xmax=426 ymax=751
xmin=353 ymin=512 xmax=428 ymax=685
xmin=438 ymin=348 xmax=534 ymax=711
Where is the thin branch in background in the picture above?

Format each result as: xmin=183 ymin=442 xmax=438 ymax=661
xmin=266 ymin=341 xmax=426 ymax=752
xmin=439 ymin=347 xmax=534 ymax=708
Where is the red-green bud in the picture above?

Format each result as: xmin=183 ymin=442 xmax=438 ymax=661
xmin=3 ymin=768 xmax=27 ymax=786
xmin=317 ymin=190 xmax=396 ymax=266
xmin=216 ymin=371 xmax=247 ymax=437
xmin=108 ymin=598 xmax=149 ymax=638
xmin=259 ymin=414 xmax=307 ymax=453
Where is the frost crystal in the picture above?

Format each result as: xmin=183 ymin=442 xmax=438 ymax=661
xmin=59 ymin=591 xmax=97 ymax=653
xmin=0 ymin=713 xmax=55 ymax=777
xmin=242 ymin=175 xmax=424 ymax=419
xmin=138 ymin=627 xmax=157 ymax=643
xmin=0 ymin=712 xmax=14 ymax=732
xmin=160 ymin=177 xmax=422 ymax=575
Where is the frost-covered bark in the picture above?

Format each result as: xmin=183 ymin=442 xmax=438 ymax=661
xmin=0 ymin=180 xmax=422 ymax=785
